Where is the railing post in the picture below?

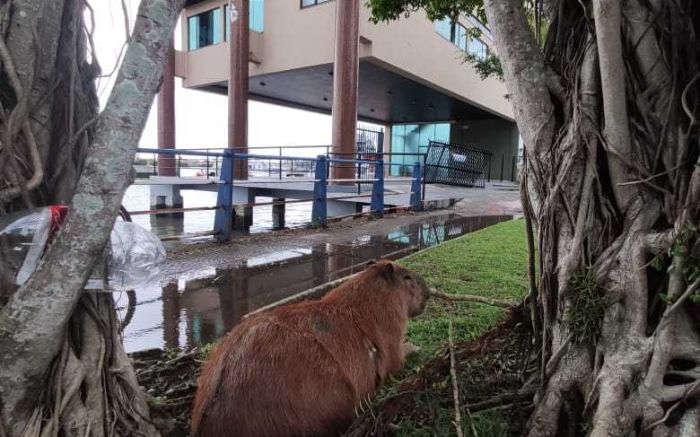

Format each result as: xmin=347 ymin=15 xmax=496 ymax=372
xmin=214 ymin=150 xmax=234 ymax=242
xmin=312 ymin=155 xmax=328 ymax=227
xmin=370 ymin=154 xmax=384 ymax=217
xmin=410 ymin=161 xmax=423 ymax=212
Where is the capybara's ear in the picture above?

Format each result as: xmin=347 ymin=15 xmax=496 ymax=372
xmin=366 ymin=260 xmax=377 ymax=267
xmin=379 ymin=261 xmax=395 ymax=279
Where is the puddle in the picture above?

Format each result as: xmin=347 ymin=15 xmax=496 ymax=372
xmin=120 ymin=214 xmax=512 ymax=352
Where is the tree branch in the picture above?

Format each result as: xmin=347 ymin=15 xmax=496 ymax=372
xmin=0 ymin=0 xmax=185 ymax=434
xmin=592 ymin=0 xmax=636 ymax=211
xmin=483 ymin=0 xmax=555 ymax=176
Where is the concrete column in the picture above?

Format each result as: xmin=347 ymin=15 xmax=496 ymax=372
xmin=228 ymin=0 xmax=249 ymax=180
xmin=330 ymin=0 xmax=360 ymax=181
xmin=272 ymin=197 xmax=285 ymax=229
xmin=157 ymin=40 xmax=176 ymax=177
xmin=149 ymin=184 xmax=183 ymax=218
xmin=161 ymin=282 xmax=180 ymax=350
xmin=233 ymin=186 xmax=254 ymax=231
xmin=383 ymin=124 xmax=392 ymax=155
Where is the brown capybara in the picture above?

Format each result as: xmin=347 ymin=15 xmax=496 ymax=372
xmin=191 ymin=260 xmax=430 ymax=437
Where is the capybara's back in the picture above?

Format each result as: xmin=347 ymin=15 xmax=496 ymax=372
xmin=191 ymin=261 xmax=430 ymax=437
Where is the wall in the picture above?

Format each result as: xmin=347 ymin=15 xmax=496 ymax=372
xmin=178 ymin=0 xmax=514 ymax=121
xmin=449 ymin=119 xmax=520 ymax=181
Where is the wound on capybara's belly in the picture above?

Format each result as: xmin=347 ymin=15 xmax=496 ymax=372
xmin=191 ymin=260 xmax=430 ymax=437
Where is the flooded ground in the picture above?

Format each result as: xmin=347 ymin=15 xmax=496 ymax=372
xmin=123 ymin=185 xmax=313 ymax=236
xmin=120 ymin=214 xmax=511 ymax=352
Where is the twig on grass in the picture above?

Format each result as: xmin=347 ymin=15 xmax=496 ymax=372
xmin=448 ymin=313 xmax=465 ymax=437
xmin=431 ymin=288 xmax=514 ymax=308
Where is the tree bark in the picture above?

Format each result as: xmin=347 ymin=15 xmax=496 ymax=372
xmin=0 ymin=0 xmax=185 ymax=435
xmin=481 ymin=0 xmax=700 ymax=435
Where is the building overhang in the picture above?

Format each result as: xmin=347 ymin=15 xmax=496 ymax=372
xmin=195 ymin=59 xmax=507 ymax=124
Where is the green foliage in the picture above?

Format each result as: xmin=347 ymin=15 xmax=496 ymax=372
xmin=463 ymin=52 xmax=503 ymax=80
xmin=668 ymin=220 xmax=700 ymax=304
xmin=565 ymin=269 xmax=609 ymax=344
xmin=365 ymin=0 xmax=486 ymax=24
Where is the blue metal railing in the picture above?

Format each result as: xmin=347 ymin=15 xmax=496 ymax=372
xmin=135 ymin=148 xmax=424 ymax=242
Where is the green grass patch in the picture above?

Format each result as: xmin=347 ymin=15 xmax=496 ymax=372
xmin=390 ymin=218 xmax=529 ymax=436
xmin=400 ymin=219 xmax=528 ymax=361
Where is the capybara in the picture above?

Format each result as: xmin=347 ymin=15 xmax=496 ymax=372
xmin=191 ymin=260 xmax=430 ymax=437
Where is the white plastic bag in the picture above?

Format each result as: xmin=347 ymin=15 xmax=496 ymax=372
xmin=0 ymin=207 xmax=166 ymax=291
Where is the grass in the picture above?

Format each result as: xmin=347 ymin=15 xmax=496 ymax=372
xmin=385 ymin=218 xmax=529 ymax=436
xmin=400 ymin=218 xmax=528 ymax=362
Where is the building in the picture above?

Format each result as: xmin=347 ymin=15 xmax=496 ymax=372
xmin=176 ymin=0 xmax=520 ymax=181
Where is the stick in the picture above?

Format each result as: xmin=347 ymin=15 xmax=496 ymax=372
xmin=448 ymin=314 xmax=465 ymax=437
xmin=431 ymin=288 xmax=514 ymax=308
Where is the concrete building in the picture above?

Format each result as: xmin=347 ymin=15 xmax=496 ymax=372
xmin=176 ymin=0 xmax=519 ymax=181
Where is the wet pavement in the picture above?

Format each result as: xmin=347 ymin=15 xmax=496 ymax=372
xmin=119 ymin=214 xmax=513 ymax=352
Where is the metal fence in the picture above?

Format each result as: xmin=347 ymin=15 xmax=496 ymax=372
xmin=424 ymin=140 xmax=492 ymax=188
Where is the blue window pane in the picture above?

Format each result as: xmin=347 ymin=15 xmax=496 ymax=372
xmin=188 ymin=15 xmax=199 ymax=50
xmin=434 ymin=124 xmax=450 ymax=141
xmin=188 ymin=8 xmax=222 ymax=50
xmin=250 ymin=0 xmax=265 ymax=32
xmin=468 ymin=37 xmax=488 ymax=60
xmin=225 ymin=2 xmax=265 ymax=39
xmin=454 ymin=24 xmax=467 ymax=51
xmin=212 ymin=8 xmax=222 ymax=43
xmin=434 ymin=18 xmax=452 ymax=41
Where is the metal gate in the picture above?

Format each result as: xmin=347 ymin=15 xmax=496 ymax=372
xmin=424 ymin=140 xmax=491 ymax=188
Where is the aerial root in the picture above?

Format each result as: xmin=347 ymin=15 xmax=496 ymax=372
xmin=430 ymin=288 xmax=514 ymax=308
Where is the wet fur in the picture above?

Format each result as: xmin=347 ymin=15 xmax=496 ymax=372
xmin=191 ymin=261 xmax=430 ymax=437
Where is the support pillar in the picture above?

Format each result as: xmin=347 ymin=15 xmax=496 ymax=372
xmin=161 ymin=282 xmax=180 ymax=350
xmin=149 ymin=184 xmax=183 ymax=218
xmin=330 ymin=0 xmax=360 ymax=181
xmin=233 ymin=187 xmax=254 ymax=231
xmin=272 ymin=198 xmax=285 ymax=229
xmin=157 ymin=39 xmax=176 ymax=177
xmin=228 ymin=0 xmax=249 ymax=180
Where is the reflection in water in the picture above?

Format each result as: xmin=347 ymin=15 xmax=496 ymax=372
xmin=121 ymin=214 xmax=511 ymax=352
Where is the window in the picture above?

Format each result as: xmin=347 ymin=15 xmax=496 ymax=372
xmin=390 ymin=123 xmax=450 ymax=176
xmin=454 ymin=23 xmax=468 ymax=52
xmin=434 ymin=18 xmax=452 ymax=41
xmin=224 ymin=0 xmax=264 ymax=37
xmin=301 ymin=0 xmax=331 ymax=8
xmin=468 ymin=37 xmax=488 ymax=60
xmin=433 ymin=18 xmax=490 ymax=61
xmin=188 ymin=8 xmax=223 ymax=50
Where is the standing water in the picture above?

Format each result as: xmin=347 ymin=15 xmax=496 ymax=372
xmin=119 ymin=214 xmax=512 ymax=352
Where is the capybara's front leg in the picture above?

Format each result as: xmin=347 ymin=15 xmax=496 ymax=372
xmin=401 ymin=341 xmax=421 ymax=358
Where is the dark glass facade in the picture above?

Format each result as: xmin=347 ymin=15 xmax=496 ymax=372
xmin=390 ymin=124 xmax=450 ymax=176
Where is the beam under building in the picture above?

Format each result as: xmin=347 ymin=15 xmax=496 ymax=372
xmin=157 ymin=40 xmax=176 ymax=177
xmin=228 ymin=0 xmax=249 ymax=180
xmin=330 ymin=0 xmax=360 ymax=181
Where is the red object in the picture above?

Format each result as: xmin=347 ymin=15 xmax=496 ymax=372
xmin=46 ymin=205 xmax=69 ymax=249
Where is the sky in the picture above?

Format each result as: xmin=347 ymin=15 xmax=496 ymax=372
xmin=92 ymin=1 xmax=337 ymax=154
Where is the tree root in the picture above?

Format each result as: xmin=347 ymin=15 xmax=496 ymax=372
xmin=430 ymin=288 xmax=515 ymax=308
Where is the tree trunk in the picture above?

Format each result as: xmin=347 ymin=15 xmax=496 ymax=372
xmin=483 ymin=0 xmax=700 ymax=435
xmin=0 ymin=1 xmax=184 ymax=436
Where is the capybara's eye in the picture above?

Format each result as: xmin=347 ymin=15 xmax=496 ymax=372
xmin=404 ymin=275 xmax=412 ymax=280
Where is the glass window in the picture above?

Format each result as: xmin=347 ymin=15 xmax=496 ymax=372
xmin=434 ymin=18 xmax=452 ymax=41
xmin=301 ymin=0 xmax=331 ymax=8
xmin=391 ymin=123 xmax=451 ymax=175
xmin=188 ymin=8 xmax=222 ymax=50
xmin=468 ymin=37 xmax=488 ymax=60
xmin=454 ymin=24 xmax=468 ymax=52
xmin=225 ymin=0 xmax=264 ymax=38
